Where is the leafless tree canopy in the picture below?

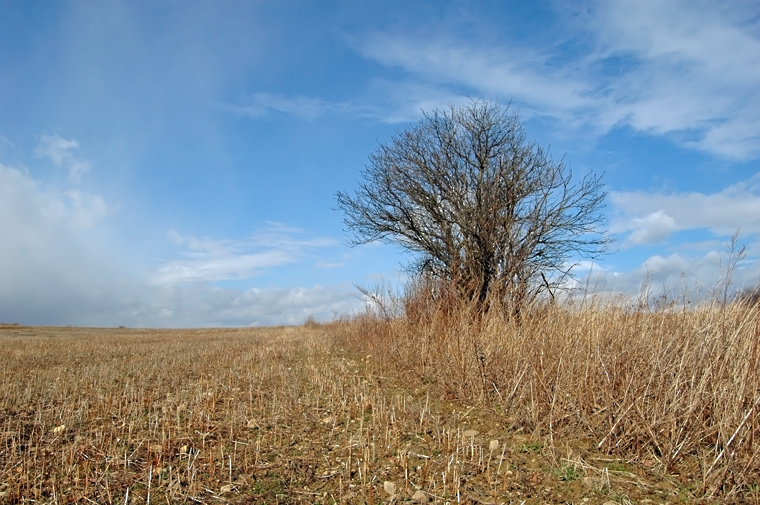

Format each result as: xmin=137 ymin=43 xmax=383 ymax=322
xmin=337 ymin=100 xmax=609 ymax=312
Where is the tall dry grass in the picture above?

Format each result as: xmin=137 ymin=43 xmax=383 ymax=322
xmin=332 ymin=284 xmax=760 ymax=500
xmin=6 ymin=325 xmax=620 ymax=504
xmin=2 ymin=297 xmax=758 ymax=502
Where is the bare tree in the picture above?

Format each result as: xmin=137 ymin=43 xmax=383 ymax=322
xmin=337 ymin=100 xmax=610 ymax=313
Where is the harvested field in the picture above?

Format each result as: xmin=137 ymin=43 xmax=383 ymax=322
xmin=0 ymin=311 xmax=757 ymax=504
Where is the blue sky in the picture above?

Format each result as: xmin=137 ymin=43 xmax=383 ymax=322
xmin=2 ymin=1 xmax=759 ymax=326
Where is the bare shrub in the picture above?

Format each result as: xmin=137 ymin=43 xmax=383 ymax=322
xmin=337 ymin=99 xmax=609 ymax=315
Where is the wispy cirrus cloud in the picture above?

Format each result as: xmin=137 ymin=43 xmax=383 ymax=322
xmin=356 ymin=34 xmax=593 ymax=118
xmin=352 ymin=0 xmax=760 ymax=159
xmin=231 ymin=85 xmax=473 ymax=125
xmin=35 ymin=134 xmax=92 ymax=180
xmin=152 ymin=223 xmax=337 ymax=285
xmin=586 ymin=1 xmax=760 ymax=158
xmin=360 ymin=79 xmax=473 ymax=124
xmin=232 ymin=92 xmax=351 ymax=121
xmin=231 ymin=2 xmax=760 ymax=158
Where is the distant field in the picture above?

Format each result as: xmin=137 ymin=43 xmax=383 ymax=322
xmin=0 ymin=310 xmax=757 ymax=504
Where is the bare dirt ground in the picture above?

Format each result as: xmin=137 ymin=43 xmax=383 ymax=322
xmin=0 ymin=325 xmax=726 ymax=504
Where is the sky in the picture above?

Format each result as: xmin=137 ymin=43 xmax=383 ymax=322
xmin=1 ymin=0 xmax=760 ymax=327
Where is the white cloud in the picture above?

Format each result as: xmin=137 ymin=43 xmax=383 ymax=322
xmin=231 ymin=84 xmax=475 ymax=125
xmin=123 ymin=283 xmax=364 ymax=328
xmin=353 ymin=1 xmax=760 ymax=159
xmin=356 ymin=34 xmax=593 ymax=118
xmin=587 ymin=1 xmax=760 ymax=158
xmin=35 ymin=134 xmax=92 ymax=180
xmin=0 ymin=162 xmax=130 ymax=324
xmin=233 ymin=92 xmax=350 ymax=121
xmin=623 ymin=211 xmax=678 ymax=246
xmin=0 ymin=159 xmax=362 ymax=327
xmin=585 ymin=245 xmax=760 ymax=307
xmin=152 ymin=224 xmax=337 ymax=285
xmin=611 ymin=175 xmax=760 ymax=241
xmin=359 ymin=79 xmax=474 ymax=124
xmin=63 ymin=190 xmax=114 ymax=228
xmin=0 ymin=135 xmax=13 ymax=153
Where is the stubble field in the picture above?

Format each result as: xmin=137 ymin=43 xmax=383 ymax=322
xmin=0 ymin=302 xmax=758 ymax=504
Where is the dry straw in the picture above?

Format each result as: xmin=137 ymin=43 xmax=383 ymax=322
xmin=332 ymin=280 xmax=760 ymax=501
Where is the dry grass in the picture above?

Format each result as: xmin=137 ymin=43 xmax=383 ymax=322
xmin=1 ymin=299 xmax=758 ymax=504
xmin=332 ymin=292 xmax=760 ymax=503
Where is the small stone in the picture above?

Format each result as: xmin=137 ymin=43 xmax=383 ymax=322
xmin=412 ymin=490 xmax=429 ymax=502
xmin=489 ymin=439 xmax=499 ymax=451
xmin=220 ymin=484 xmax=233 ymax=494
xmin=383 ymin=481 xmax=397 ymax=496
xmin=463 ymin=429 xmax=479 ymax=437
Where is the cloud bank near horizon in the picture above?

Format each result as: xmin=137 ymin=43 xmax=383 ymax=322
xmin=0 ymin=156 xmax=365 ymax=327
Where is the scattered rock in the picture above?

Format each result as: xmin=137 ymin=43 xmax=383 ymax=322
xmin=383 ymin=481 xmax=397 ymax=496
xmin=412 ymin=490 xmax=429 ymax=502
xmin=463 ymin=429 xmax=479 ymax=437
xmin=220 ymin=484 xmax=233 ymax=494
xmin=489 ymin=439 xmax=499 ymax=451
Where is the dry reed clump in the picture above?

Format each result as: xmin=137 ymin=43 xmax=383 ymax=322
xmin=332 ymin=291 xmax=760 ymax=501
